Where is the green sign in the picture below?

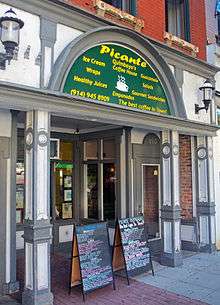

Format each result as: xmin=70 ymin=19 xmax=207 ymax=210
xmin=55 ymin=162 xmax=73 ymax=170
xmin=63 ymin=44 xmax=170 ymax=115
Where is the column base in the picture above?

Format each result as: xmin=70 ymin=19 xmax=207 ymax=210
xmin=22 ymin=289 xmax=53 ymax=305
xmin=198 ymin=243 xmax=216 ymax=253
xmin=2 ymin=281 xmax=20 ymax=295
xmin=160 ymin=252 xmax=183 ymax=267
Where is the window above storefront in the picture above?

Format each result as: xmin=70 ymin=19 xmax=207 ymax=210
xmin=215 ymin=0 xmax=220 ymax=44
xmin=103 ymin=0 xmax=135 ymax=14
xmin=165 ymin=0 xmax=190 ymax=42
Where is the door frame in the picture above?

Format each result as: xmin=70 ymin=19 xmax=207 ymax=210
xmin=141 ymin=163 xmax=161 ymax=241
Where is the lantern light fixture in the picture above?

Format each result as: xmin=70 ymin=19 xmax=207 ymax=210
xmin=0 ymin=8 xmax=24 ymax=70
xmin=195 ymin=79 xmax=215 ymax=114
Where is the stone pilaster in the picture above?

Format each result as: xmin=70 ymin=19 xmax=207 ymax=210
xmin=0 ymin=110 xmax=19 ymax=295
xmin=160 ymin=130 xmax=182 ymax=267
xmin=196 ymin=136 xmax=216 ymax=252
xmin=22 ymin=110 xmax=53 ymax=305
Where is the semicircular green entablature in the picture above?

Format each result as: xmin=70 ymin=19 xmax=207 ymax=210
xmin=63 ymin=44 xmax=170 ymax=115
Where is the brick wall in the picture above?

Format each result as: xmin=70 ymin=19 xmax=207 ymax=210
xmin=179 ymin=135 xmax=193 ymax=220
xmin=61 ymin=0 xmax=207 ymax=59
xmin=138 ymin=0 xmax=165 ymax=42
xmin=189 ymin=0 xmax=207 ymax=60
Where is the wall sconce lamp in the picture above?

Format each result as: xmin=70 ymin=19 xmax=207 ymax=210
xmin=0 ymin=8 xmax=24 ymax=70
xmin=195 ymin=80 xmax=215 ymax=114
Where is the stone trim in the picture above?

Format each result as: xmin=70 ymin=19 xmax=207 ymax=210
xmin=0 ymin=82 xmax=218 ymax=136
xmin=48 ymin=26 xmax=186 ymax=118
xmin=164 ymin=32 xmax=199 ymax=57
xmin=93 ymin=0 xmax=144 ymax=32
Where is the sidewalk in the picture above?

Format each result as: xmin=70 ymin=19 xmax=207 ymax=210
xmin=1 ymin=251 xmax=218 ymax=305
xmin=134 ymin=251 xmax=220 ymax=305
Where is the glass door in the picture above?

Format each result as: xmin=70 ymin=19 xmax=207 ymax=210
xmin=103 ymin=163 xmax=116 ymax=220
xmin=83 ymin=138 xmax=117 ymax=221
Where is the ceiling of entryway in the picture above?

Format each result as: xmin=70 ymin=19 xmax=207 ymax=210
xmin=17 ymin=112 xmax=117 ymax=133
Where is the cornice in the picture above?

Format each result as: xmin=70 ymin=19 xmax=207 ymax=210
xmin=0 ymin=81 xmax=218 ymax=137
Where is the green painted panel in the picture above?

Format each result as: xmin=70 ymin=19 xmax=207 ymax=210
xmin=63 ymin=44 xmax=170 ymax=115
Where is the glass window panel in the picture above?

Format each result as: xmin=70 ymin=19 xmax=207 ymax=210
xmin=54 ymin=162 xmax=73 ymax=219
xmin=166 ymin=0 xmax=187 ymax=40
xmin=17 ymin=130 xmax=24 ymax=160
xmin=87 ymin=164 xmax=98 ymax=219
xmin=217 ymin=108 xmax=220 ymax=126
xmin=60 ymin=141 xmax=73 ymax=161
xmin=85 ymin=141 xmax=98 ymax=160
xmin=103 ymin=139 xmax=115 ymax=159
xmin=50 ymin=139 xmax=59 ymax=159
xmin=103 ymin=163 xmax=116 ymax=220
xmin=16 ymin=161 xmax=25 ymax=224
xmin=103 ymin=0 xmax=121 ymax=9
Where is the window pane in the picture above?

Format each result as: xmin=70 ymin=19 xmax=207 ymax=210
xmin=103 ymin=163 xmax=116 ymax=220
xmin=60 ymin=141 xmax=73 ymax=161
xmin=85 ymin=141 xmax=98 ymax=160
xmin=16 ymin=162 xmax=25 ymax=224
xmin=217 ymin=108 xmax=220 ymax=126
xmin=166 ymin=0 xmax=187 ymax=40
xmin=87 ymin=164 xmax=98 ymax=219
xmin=103 ymin=0 xmax=121 ymax=9
xmin=50 ymin=139 xmax=59 ymax=159
xmin=103 ymin=139 xmax=115 ymax=159
xmin=54 ymin=162 xmax=73 ymax=219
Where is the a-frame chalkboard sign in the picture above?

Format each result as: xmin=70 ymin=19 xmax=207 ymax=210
xmin=69 ymin=222 xmax=115 ymax=300
xmin=112 ymin=216 xmax=154 ymax=284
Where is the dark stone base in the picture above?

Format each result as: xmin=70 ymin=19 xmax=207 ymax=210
xmin=160 ymin=252 xmax=183 ymax=267
xmin=181 ymin=241 xmax=199 ymax=252
xmin=2 ymin=281 xmax=20 ymax=294
xmin=22 ymin=289 xmax=53 ymax=305
xmin=198 ymin=243 xmax=216 ymax=253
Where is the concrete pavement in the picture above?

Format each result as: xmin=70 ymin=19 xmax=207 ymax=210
xmin=134 ymin=251 xmax=220 ymax=305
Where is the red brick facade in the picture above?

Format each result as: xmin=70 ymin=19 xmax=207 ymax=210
xmin=179 ymin=135 xmax=193 ymax=220
xmin=189 ymin=0 xmax=207 ymax=60
xmin=63 ymin=0 xmax=207 ymax=60
xmin=138 ymin=0 xmax=165 ymax=42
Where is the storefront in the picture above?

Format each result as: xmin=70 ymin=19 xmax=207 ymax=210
xmin=0 ymin=1 xmax=219 ymax=304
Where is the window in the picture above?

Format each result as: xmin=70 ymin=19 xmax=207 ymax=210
xmin=217 ymin=107 xmax=220 ymax=125
xmin=52 ymin=140 xmax=74 ymax=220
xmin=103 ymin=0 xmax=136 ymax=15
xmin=16 ymin=130 xmax=25 ymax=224
xmin=216 ymin=1 xmax=220 ymax=41
xmin=165 ymin=0 xmax=190 ymax=41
